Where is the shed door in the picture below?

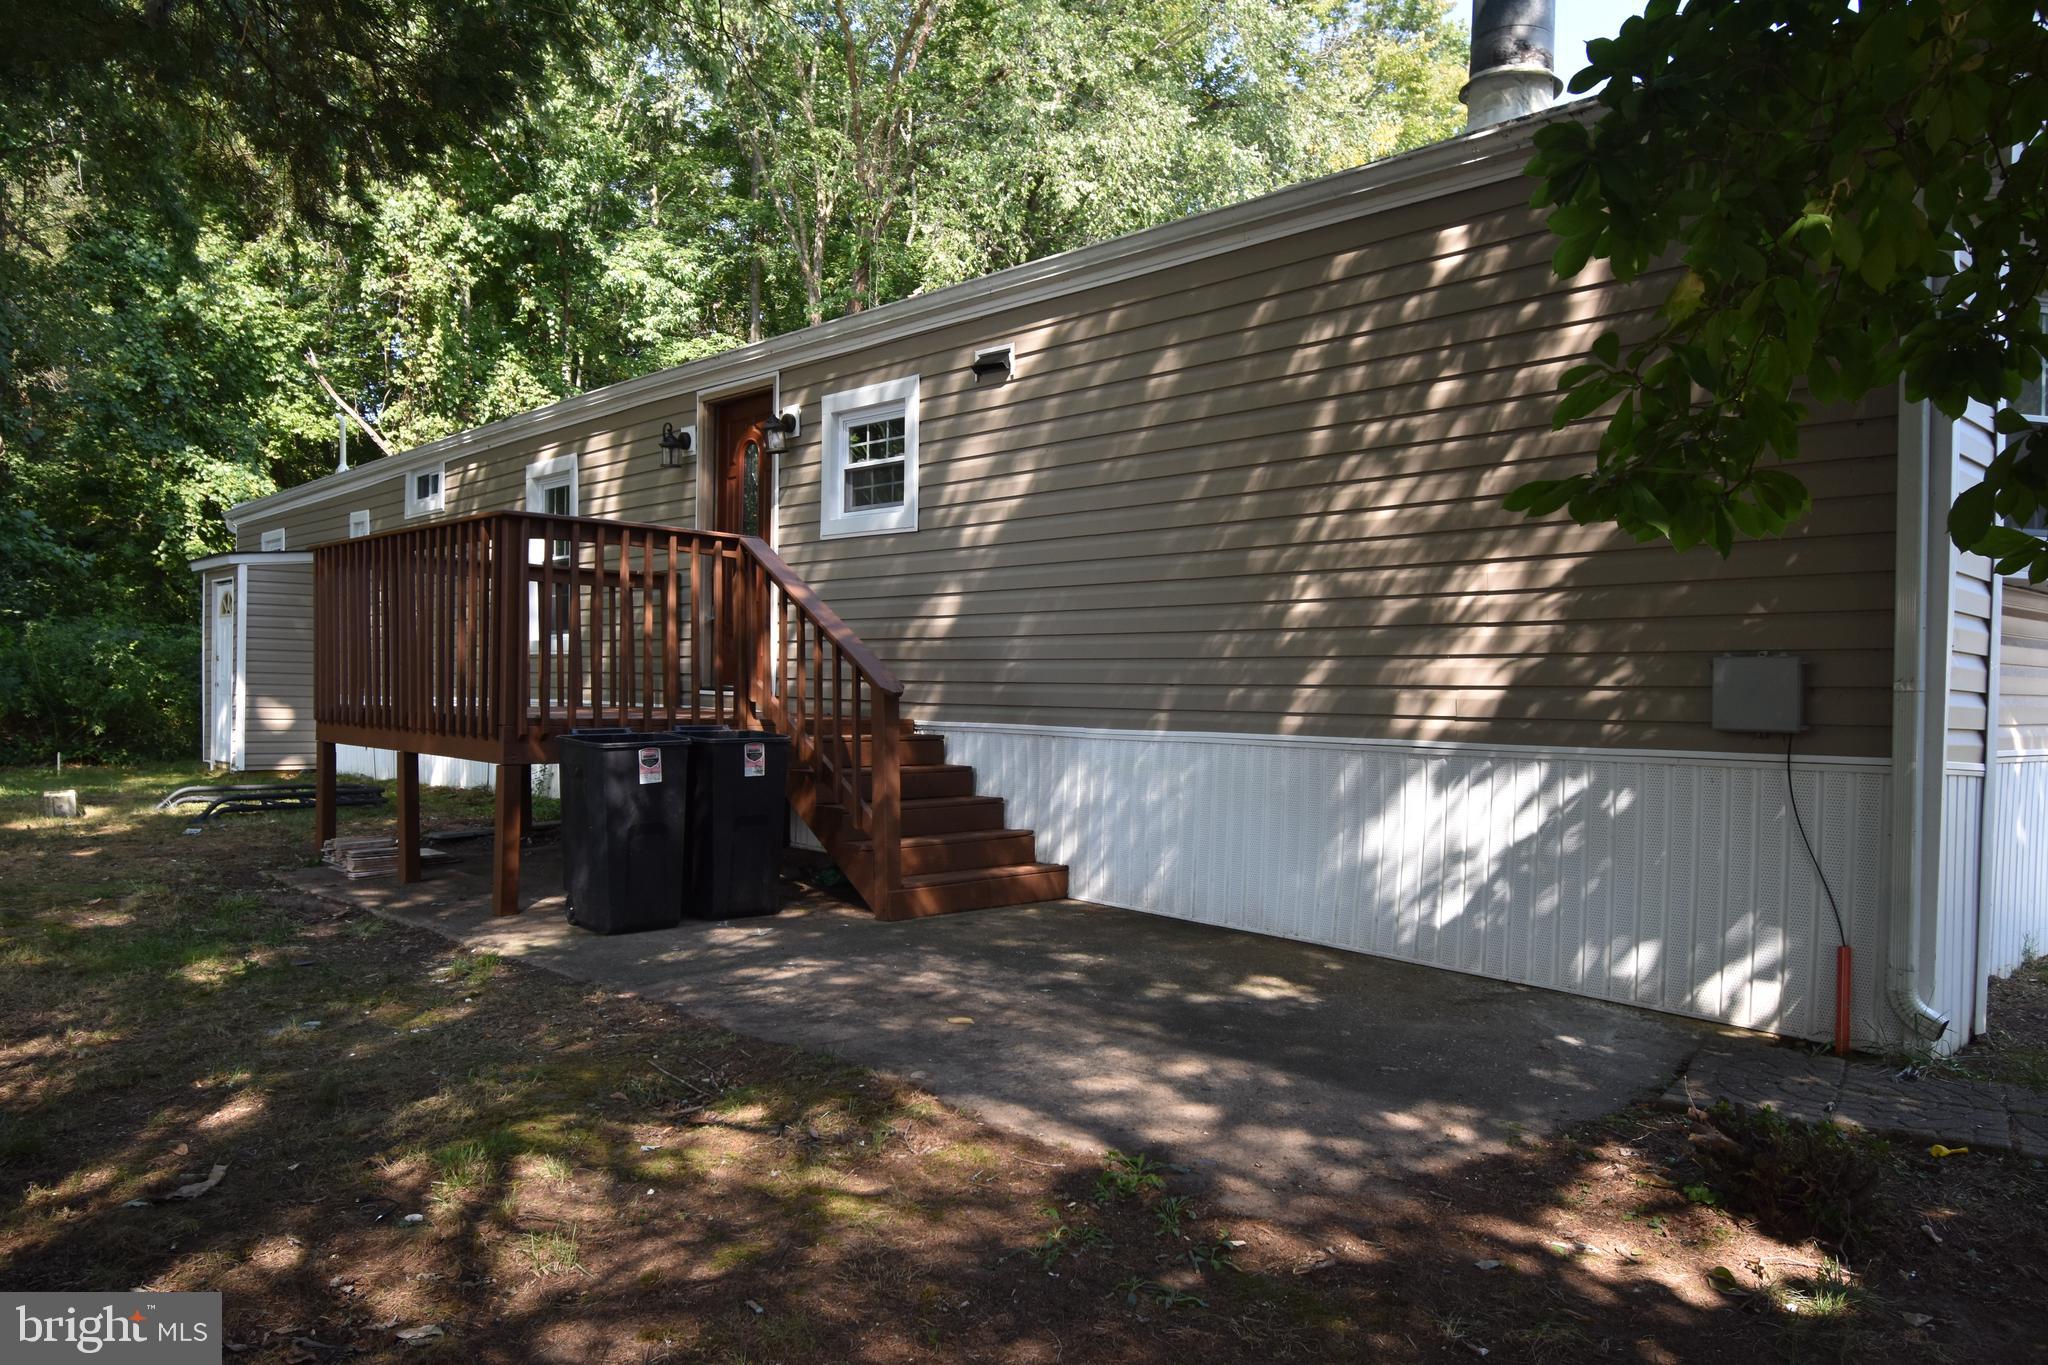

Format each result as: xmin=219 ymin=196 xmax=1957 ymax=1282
xmin=209 ymin=577 xmax=236 ymax=765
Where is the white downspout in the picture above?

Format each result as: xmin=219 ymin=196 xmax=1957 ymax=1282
xmin=1889 ymin=390 xmax=1955 ymax=1043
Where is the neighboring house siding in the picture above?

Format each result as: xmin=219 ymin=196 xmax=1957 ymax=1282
xmin=1984 ymin=582 xmax=2048 ymax=982
xmin=772 ymin=179 xmax=1896 ymax=759
xmin=242 ymin=561 xmax=317 ymax=770
xmin=1948 ymin=404 xmax=1998 ymax=765
xmin=2003 ymin=582 xmax=2048 ymax=756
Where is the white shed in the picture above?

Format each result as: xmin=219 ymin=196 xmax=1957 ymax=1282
xmin=189 ymin=551 xmax=317 ymax=771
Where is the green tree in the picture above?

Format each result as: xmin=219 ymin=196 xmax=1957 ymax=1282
xmin=666 ymin=0 xmax=1469 ymax=323
xmin=912 ymin=0 xmax=1468 ymax=284
xmin=0 ymin=0 xmax=1470 ymax=757
xmin=1509 ymin=0 xmax=2048 ymax=577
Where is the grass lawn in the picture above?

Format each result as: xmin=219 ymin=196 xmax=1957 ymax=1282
xmin=3 ymin=761 xmax=2046 ymax=1363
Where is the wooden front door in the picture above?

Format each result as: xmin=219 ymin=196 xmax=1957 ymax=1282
xmin=707 ymin=390 xmax=773 ymax=687
xmin=710 ymin=389 xmax=774 ymax=544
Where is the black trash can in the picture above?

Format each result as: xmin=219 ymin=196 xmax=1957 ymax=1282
xmin=558 ymin=730 xmax=693 ymax=934
xmin=674 ymin=727 xmax=790 ymax=918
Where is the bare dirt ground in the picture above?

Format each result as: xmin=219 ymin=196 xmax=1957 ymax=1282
xmin=4 ymin=762 xmax=2046 ymax=1364
xmin=1937 ymin=955 xmax=2048 ymax=1093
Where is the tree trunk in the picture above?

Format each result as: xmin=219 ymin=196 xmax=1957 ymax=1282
xmin=747 ymin=166 xmax=763 ymax=343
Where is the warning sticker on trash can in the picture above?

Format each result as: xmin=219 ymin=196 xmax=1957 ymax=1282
xmin=743 ymin=741 xmax=766 ymax=777
xmin=637 ymin=747 xmax=663 ymax=784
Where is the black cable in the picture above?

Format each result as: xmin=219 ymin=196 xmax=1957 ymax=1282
xmin=1786 ymin=731 xmax=1849 ymax=947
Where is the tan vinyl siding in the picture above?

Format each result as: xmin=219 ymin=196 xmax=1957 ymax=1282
xmin=236 ymin=396 xmax=700 ymax=551
xmin=242 ymin=560 xmax=317 ymax=770
xmin=241 ymin=477 xmax=405 ymax=552
xmin=2003 ymin=582 xmax=2048 ymax=755
xmin=229 ymin=175 xmax=1900 ymax=758
xmin=772 ymin=180 xmax=1896 ymax=757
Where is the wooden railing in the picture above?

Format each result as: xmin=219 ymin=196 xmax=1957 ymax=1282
xmin=745 ymin=540 xmax=905 ymax=907
xmin=312 ymin=510 xmax=905 ymax=910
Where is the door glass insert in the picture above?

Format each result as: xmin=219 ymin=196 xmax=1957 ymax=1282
xmin=742 ymin=439 xmax=762 ymax=537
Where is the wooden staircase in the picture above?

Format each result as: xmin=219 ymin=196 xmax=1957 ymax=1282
xmin=309 ymin=510 xmax=1067 ymax=920
xmin=791 ymin=721 xmax=1068 ymax=919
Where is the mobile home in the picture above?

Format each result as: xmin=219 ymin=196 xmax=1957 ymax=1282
xmin=203 ymin=34 xmax=2048 ymax=1054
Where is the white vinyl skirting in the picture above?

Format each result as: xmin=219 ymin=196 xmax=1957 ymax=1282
xmin=929 ymin=720 xmax=1900 ymax=1046
xmin=1984 ymin=754 xmax=2048 ymax=979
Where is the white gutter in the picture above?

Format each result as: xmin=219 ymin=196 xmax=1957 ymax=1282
xmin=1888 ymin=389 xmax=1954 ymax=1044
xmin=187 ymin=551 xmax=314 ymax=572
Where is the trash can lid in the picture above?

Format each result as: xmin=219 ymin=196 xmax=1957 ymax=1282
xmin=561 ymin=729 xmax=696 ymax=748
xmin=689 ymin=729 xmax=787 ymax=745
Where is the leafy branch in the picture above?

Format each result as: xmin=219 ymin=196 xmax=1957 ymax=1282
xmin=1517 ymin=0 xmax=2048 ymax=580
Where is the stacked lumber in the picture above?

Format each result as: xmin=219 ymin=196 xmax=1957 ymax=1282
xmin=321 ymin=836 xmax=454 ymax=880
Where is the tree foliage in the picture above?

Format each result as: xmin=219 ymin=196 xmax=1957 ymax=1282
xmin=1511 ymin=0 xmax=2048 ymax=576
xmin=0 ymin=0 xmax=1467 ymax=757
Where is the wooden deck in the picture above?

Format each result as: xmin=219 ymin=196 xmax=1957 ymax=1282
xmin=312 ymin=511 xmax=905 ymax=916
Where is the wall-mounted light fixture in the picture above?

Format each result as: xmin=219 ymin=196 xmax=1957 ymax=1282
xmin=762 ymin=408 xmax=800 ymax=454
xmin=658 ymin=422 xmax=693 ymax=468
xmin=972 ymin=344 xmax=1014 ymax=384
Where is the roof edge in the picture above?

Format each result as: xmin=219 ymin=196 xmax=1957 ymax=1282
xmin=189 ymin=551 xmax=315 ymax=571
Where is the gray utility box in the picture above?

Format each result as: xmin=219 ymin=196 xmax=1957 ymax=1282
xmin=1711 ymin=654 xmax=1805 ymax=734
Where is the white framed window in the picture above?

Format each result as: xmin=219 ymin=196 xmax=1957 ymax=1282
xmin=524 ymin=452 xmax=579 ymax=520
xmin=348 ymin=509 xmax=371 ymax=538
xmin=819 ymin=374 xmax=919 ymax=538
xmin=404 ymin=463 xmax=446 ymax=518
xmin=259 ymin=528 xmax=286 ymax=552
xmin=524 ymin=454 xmax=579 ymax=647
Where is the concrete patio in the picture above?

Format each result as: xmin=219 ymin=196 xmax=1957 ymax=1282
xmin=283 ymin=841 xmax=1722 ymax=1216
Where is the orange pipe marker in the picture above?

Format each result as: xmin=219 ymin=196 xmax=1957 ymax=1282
xmin=1834 ymin=944 xmax=1852 ymax=1057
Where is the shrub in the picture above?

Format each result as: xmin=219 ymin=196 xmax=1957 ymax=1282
xmin=1688 ymin=1102 xmax=1884 ymax=1250
xmin=0 ymin=615 xmax=198 ymax=762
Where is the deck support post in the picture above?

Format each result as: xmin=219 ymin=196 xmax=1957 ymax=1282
xmin=491 ymin=762 xmax=528 ymax=917
xmin=314 ymin=740 xmax=337 ymax=851
xmin=395 ymin=751 xmax=421 ymax=883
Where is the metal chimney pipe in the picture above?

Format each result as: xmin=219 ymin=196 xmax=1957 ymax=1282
xmin=1461 ymin=0 xmax=1562 ymax=131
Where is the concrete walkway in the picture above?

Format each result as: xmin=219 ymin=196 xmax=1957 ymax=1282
xmin=284 ymin=847 xmax=1720 ymax=1215
xmin=1664 ymin=1039 xmax=2048 ymax=1157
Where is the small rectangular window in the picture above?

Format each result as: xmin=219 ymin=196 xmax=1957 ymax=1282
xmin=405 ymin=463 xmax=446 ymax=518
xmin=844 ymin=416 xmax=907 ymax=509
xmin=820 ymin=376 xmax=918 ymax=538
xmin=260 ymin=528 xmax=286 ymax=552
xmin=348 ymin=510 xmax=371 ymax=538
